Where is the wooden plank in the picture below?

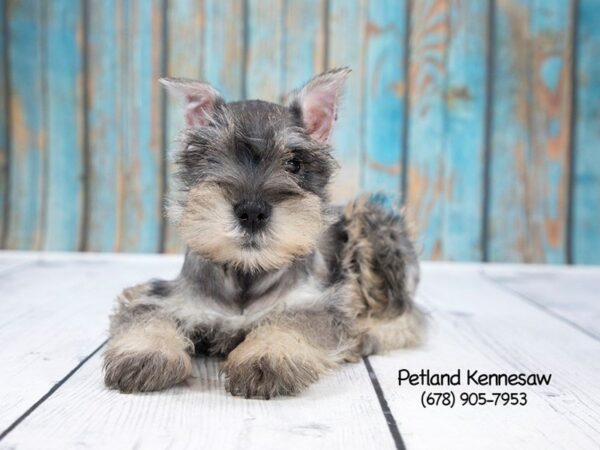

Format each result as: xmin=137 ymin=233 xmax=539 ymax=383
xmin=488 ymin=0 xmax=573 ymax=263
xmin=369 ymin=264 xmax=600 ymax=448
xmin=572 ymin=0 xmax=600 ymax=264
xmin=86 ymin=0 xmax=122 ymax=252
xmin=405 ymin=0 xmax=449 ymax=259
xmin=44 ymin=0 xmax=85 ymax=251
xmin=362 ymin=0 xmax=407 ymax=196
xmin=0 ymin=253 xmax=182 ymax=434
xmin=2 ymin=354 xmax=394 ymax=449
xmin=245 ymin=0 xmax=284 ymax=102
xmin=327 ymin=0 xmax=366 ymax=203
xmin=163 ymin=0 xmax=204 ymax=254
xmin=441 ymin=0 xmax=489 ymax=261
xmin=406 ymin=0 xmax=489 ymax=261
xmin=5 ymin=0 xmax=46 ymax=250
xmin=484 ymin=265 xmax=600 ymax=340
xmin=203 ymin=0 xmax=245 ymax=100
xmin=0 ymin=2 xmax=7 ymax=245
xmin=120 ymin=0 xmax=164 ymax=252
xmin=282 ymin=0 xmax=325 ymax=93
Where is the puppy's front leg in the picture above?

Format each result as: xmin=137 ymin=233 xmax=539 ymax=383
xmin=223 ymin=312 xmax=354 ymax=399
xmin=103 ymin=282 xmax=193 ymax=393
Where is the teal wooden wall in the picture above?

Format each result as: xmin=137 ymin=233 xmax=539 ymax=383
xmin=1 ymin=0 xmax=599 ymax=263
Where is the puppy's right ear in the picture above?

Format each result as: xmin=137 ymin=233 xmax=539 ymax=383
xmin=160 ymin=78 xmax=224 ymax=127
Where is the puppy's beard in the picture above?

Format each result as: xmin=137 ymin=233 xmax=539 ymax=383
xmin=177 ymin=183 xmax=325 ymax=271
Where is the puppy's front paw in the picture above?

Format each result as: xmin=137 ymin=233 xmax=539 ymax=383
xmin=104 ymin=349 xmax=191 ymax=393
xmin=103 ymin=321 xmax=193 ymax=393
xmin=222 ymin=327 xmax=333 ymax=399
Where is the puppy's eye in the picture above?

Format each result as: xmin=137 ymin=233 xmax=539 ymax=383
xmin=284 ymin=157 xmax=301 ymax=174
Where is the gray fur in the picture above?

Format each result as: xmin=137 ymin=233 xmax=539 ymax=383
xmin=104 ymin=68 xmax=424 ymax=397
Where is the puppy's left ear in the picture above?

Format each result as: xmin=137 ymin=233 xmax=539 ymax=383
xmin=289 ymin=67 xmax=350 ymax=142
xmin=160 ymin=77 xmax=224 ymax=127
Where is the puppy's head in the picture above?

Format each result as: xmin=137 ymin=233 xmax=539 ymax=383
xmin=162 ymin=68 xmax=350 ymax=272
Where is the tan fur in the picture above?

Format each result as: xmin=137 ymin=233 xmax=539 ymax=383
xmin=104 ymin=318 xmax=193 ymax=393
xmin=178 ymin=183 xmax=326 ymax=272
xmin=222 ymin=324 xmax=336 ymax=398
xmin=359 ymin=307 xmax=426 ymax=355
xmin=342 ymin=196 xmax=391 ymax=316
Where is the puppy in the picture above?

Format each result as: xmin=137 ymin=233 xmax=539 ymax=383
xmin=103 ymin=68 xmax=424 ymax=398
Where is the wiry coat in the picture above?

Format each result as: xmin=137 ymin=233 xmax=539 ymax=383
xmin=104 ymin=68 xmax=424 ymax=398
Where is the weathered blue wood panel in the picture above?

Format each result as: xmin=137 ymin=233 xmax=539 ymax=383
xmin=1 ymin=0 xmax=598 ymax=264
xmin=488 ymin=0 xmax=572 ymax=263
xmin=488 ymin=0 xmax=530 ymax=262
xmin=328 ymin=0 xmax=366 ymax=201
xmin=282 ymin=0 xmax=325 ymax=93
xmin=528 ymin=0 xmax=572 ymax=263
xmin=572 ymin=0 xmax=600 ymax=264
xmin=362 ymin=0 xmax=407 ymax=196
xmin=442 ymin=0 xmax=489 ymax=261
xmin=245 ymin=0 xmax=284 ymax=102
xmin=86 ymin=0 xmax=121 ymax=252
xmin=406 ymin=0 xmax=449 ymax=259
xmin=120 ymin=0 xmax=163 ymax=253
xmin=203 ymin=0 xmax=244 ymax=100
xmin=163 ymin=0 xmax=203 ymax=254
xmin=6 ymin=0 xmax=45 ymax=249
xmin=44 ymin=0 xmax=85 ymax=250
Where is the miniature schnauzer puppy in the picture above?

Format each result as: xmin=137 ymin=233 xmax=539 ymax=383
xmin=103 ymin=68 xmax=424 ymax=398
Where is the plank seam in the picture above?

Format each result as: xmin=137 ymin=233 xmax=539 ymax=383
xmin=481 ymin=0 xmax=495 ymax=263
xmin=242 ymin=0 xmax=249 ymax=100
xmin=80 ymin=0 xmax=91 ymax=252
xmin=481 ymin=271 xmax=600 ymax=343
xmin=322 ymin=0 xmax=330 ymax=69
xmin=566 ymin=0 xmax=579 ymax=265
xmin=158 ymin=0 xmax=169 ymax=254
xmin=0 ymin=339 xmax=108 ymax=442
xmin=1 ymin=0 xmax=11 ymax=249
xmin=363 ymin=356 xmax=406 ymax=450
xmin=39 ymin=0 xmax=49 ymax=251
xmin=400 ymin=0 xmax=411 ymax=205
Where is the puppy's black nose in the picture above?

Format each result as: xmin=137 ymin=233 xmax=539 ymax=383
xmin=234 ymin=200 xmax=272 ymax=233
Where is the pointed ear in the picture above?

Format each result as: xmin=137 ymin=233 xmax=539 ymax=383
xmin=160 ymin=77 xmax=224 ymax=127
xmin=289 ymin=67 xmax=350 ymax=142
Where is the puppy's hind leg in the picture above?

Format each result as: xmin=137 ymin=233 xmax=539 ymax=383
xmin=360 ymin=306 xmax=426 ymax=356
xmin=103 ymin=282 xmax=193 ymax=393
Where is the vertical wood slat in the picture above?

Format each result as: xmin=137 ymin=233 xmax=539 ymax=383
xmin=86 ymin=0 xmax=122 ymax=252
xmin=442 ymin=0 xmax=489 ymax=261
xmin=405 ymin=0 xmax=450 ymax=259
xmin=572 ymin=0 xmax=600 ymax=264
xmin=405 ymin=0 xmax=489 ymax=261
xmin=87 ymin=0 xmax=163 ymax=253
xmin=488 ymin=0 xmax=573 ymax=263
xmin=245 ymin=0 xmax=284 ymax=102
xmin=6 ymin=0 xmax=45 ymax=250
xmin=203 ymin=0 xmax=245 ymax=100
xmin=328 ymin=0 xmax=366 ymax=202
xmin=121 ymin=0 xmax=164 ymax=252
xmin=163 ymin=0 xmax=204 ymax=254
xmin=282 ymin=0 xmax=326 ymax=93
xmin=362 ymin=0 xmax=408 ymax=196
xmin=44 ymin=0 xmax=85 ymax=250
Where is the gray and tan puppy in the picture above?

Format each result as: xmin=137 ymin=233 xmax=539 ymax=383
xmin=103 ymin=68 xmax=424 ymax=399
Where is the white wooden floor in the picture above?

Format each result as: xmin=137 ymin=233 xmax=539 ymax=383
xmin=0 ymin=252 xmax=599 ymax=450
